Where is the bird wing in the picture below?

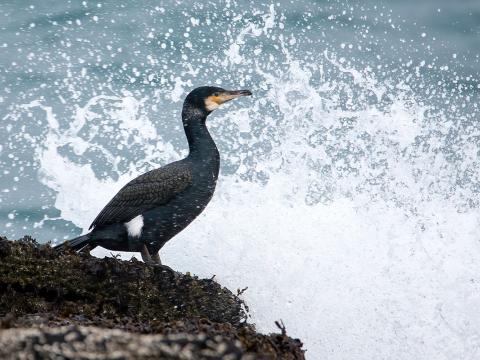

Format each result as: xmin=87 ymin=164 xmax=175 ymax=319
xmin=89 ymin=161 xmax=192 ymax=229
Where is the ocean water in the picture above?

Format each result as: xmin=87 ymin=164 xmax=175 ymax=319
xmin=1 ymin=1 xmax=480 ymax=359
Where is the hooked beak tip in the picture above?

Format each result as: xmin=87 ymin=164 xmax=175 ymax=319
xmin=228 ymin=89 xmax=252 ymax=97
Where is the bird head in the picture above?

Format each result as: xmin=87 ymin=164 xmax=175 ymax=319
xmin=183 ymin=86 xmax=252 ymax=117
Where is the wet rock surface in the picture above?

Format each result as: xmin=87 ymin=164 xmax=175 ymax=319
xmin=0 ymin=326 xmax=247 ymax=360
xmin=0 ymin=237 xmax=305 ymax=359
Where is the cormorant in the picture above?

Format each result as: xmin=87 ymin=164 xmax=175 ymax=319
xmin=55 ymin=86 xmax=252 ymax=267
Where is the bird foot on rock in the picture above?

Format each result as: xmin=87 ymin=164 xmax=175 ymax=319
xmin=141 ymin=245 xmax=179 ymax=278
xmin=145 ymin=261 xmax=180 ymax=278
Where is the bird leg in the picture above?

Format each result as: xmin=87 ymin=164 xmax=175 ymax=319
xmin=140 ymin=244 xmax=153 ymax=263
xmin=151 ymin=252 xmax=162 ymax=265
xmin=140 ymin=245 xmax=162 ymax=266
xmin=141 ymin=245 xmax=176 ymax=276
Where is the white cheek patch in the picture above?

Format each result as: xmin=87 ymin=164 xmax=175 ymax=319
xmin=125 ymin=215 xmax=144 ymax=238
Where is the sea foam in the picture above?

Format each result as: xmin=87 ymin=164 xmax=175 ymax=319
xmin=2 ymin=3 xmax=480 ymax=359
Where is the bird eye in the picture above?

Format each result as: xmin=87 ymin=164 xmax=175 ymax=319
xmin=213 ymin=92 xmax=219 ymax=97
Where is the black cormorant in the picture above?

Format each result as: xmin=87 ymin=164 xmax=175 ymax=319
xmin=55 ymin=86 xmax=252 ymax=266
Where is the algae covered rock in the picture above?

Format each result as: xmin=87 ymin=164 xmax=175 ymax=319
xmin=0 ymin=236 xmax=305 ymax=359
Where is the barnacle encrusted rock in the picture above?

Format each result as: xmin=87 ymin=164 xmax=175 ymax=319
xmin=0 ymin=237 xmax=305 ymax=359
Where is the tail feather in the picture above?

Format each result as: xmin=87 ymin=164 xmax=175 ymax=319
xmin=54 ymin=233 xmax=91 ymax=252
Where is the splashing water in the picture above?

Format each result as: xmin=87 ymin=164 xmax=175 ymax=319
xmin=1 ymin=1 xmax=480 ymax=359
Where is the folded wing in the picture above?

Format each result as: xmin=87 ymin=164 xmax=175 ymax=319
xmin=89 ymin=161 xmax=192 ymax=229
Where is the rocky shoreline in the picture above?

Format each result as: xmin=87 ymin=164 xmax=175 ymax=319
xmin=0 ymin=236 xmax=305 ymax=359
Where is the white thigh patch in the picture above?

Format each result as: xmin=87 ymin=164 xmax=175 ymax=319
xmin=125 ymin=215 xmax=144 ymax=238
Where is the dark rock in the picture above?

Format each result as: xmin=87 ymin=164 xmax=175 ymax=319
xmin=0 ymin=236 xmax=305 ymax=359
xmin=0 ymin=326 xmax=248 ymax=360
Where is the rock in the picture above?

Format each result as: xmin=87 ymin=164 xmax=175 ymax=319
xmin=0 ymin=236 xmax=305 ymax=359
xmin=0 ymin=326 xmax=248 ymax=359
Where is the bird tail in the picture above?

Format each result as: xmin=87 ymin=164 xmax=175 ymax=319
xmin=54 ymin=233 xmax=92 ymax=252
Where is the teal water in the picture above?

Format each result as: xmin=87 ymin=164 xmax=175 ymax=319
xmin=1 ymin=1 xmax=479 ymax=239
xmin=1 ymin=1 xmax=479 ymax=359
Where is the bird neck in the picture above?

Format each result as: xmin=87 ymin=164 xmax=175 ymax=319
xmin=182 ymin=108 xmax=219 ymax=160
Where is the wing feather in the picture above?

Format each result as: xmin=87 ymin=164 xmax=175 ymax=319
xmin=89 ymin=161 xmax=192 ymax=229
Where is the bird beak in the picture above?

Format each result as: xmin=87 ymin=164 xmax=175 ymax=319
xmin=216 ymin=89 xmax=252 ymax=103
xmin=224 ymin=89 xmax=253 ymax=98
xmin=205 ymin=89 xmax=252 ymax=111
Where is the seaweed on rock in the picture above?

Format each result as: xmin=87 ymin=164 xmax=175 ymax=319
xmin=0 ymin=236 xmax=305 ymax=359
